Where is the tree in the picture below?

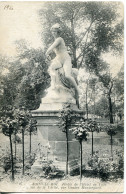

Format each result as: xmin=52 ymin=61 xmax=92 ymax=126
xmin=15 ymin=108 xmax=30 ymax=175
xmin=113 ymin=66 xmax=124 ymax=121
xmin=0 ymin=39 xmax=50 ymax=115
xmin=79 ymin=73 xmax=93 ymax=118
xmin=0 ymin=68 xmax=18 ymax=114
xmin=88 ymin=78 xmax=98 ymax=116
xmin=84 ymin=79 xmax=92 ymax=119
xmin=87 ymin=119 xmax=100 ymax=156
xmin=93 ymin=96 xmax=109 ymax=119
xmin=12 ymin=40 xmax=50 ymax=110
xmin=39 ymin=2 xmax=123 ymax=72
xmin=98 ymin=64 xmax=124 ymax=124
xmin=70 ymin=118 xmax=89 ymax=181
xmin=0 ymin=108 xmax=18 ymax=181
xmin=0 ymin=55 xmax=10 ymax=102
xmin=106 ymin=124 xmax=117 ymax=159
xmin=79 ymin=72 xmax=99 ymax=119
xmin=12 ymin=124 xmax=20 ymax=160
xmin=26 ymin=118 xmax=37 ymax=155
xmin=98 ymin=72 xmax=114 ymax=123
xmin=59 ymin=103 xmax=74 ymax=175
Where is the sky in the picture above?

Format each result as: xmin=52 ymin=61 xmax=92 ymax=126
xmin=0 ymin=2 xmax=43 ymax=56
xmin=0 ymin=1 xmax=124 ymax=77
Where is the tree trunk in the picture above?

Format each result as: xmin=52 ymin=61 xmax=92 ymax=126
xmin=110 ymin=134 xmax=113 ymax=159
xmin=80 ymin=140 xmax=82 ymax=181
xmin=92 ymin=131 xmax=94 ymax=156
xmin=119 ymin=114 xmax=122 ymax=121
xmin=9 ymin=134 xmax=14 ymax=181
xmin=86 ymin=84 xmax=88 ymax=119
xmin=108 ymin=94 xmax=113 ymax=123
xmin=94 ymin=87 xmax=96 ymax=118
xmin=66 ymin=125 xmax=69 ymax=175
xmin=29 ymin=129 xmax=31 ymax=154
xmin=72 ymin=48 xmax=77 ymax=68
xmin=22 ymin=128 xmax=24 ymax=175
xmin=15 ymin=129 xmax=16 ymax=159
xmin=86 ymin=103 xmax=88 ymax=119
xmin=71 ymin=18 xmax=77 ymax=68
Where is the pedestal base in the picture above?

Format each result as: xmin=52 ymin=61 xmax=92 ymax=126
xmin=31 ymin=102 xmax=84 ymax=174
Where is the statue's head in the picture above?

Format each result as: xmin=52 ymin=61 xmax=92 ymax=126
xmin=51 ymin=23 xmax=61 ymax=36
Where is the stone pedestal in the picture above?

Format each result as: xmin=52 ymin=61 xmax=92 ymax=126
xmin=31 ymin=64 xmax=83 ymax=173
xmin=31 ymin=102 xmax=84 ymax=173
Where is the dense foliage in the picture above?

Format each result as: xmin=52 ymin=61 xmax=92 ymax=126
xmin=88 ymin=150 xmax=124 ymax=180
xmin=39 ymin=2 xmax=123 ymax=71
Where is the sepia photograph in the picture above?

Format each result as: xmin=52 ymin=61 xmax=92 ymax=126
xmin=0 ymin=1 xmax=124 ymax=192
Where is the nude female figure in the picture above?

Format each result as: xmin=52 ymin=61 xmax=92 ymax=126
xmin=45 ymin=23 xmax=79 ymax=96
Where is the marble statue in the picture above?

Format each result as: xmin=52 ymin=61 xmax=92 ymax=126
xmin=42 ymin=23 xmax=79 ymax=107
xmin=31 ymin=24 xmax=82 ymax=173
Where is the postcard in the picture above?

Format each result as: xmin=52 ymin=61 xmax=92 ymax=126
xmin=0 ymin=1 xmax=124 ymax=192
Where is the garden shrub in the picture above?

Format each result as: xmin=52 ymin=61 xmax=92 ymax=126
xmin=0 ymin=148 xmax=12 ymax=173
xmin=42 ymin=161 xmax=65 ymax=178
xmin=115 ymin=150 xmax=124 ymax=178
xmin=24 ymin=152 xmax=36 ymax=170
xmin=70 ymin=167 xmax=80 ymax=176
xmin=88 ymin=150 xmax=124 ymax=181
xmin=98 ymin=159 xmax=112 ymax=180
xmin=70 ymin=164 xmax=86 ymax=176
xmin=2 ymin=155 xmax=12 ymax=172
xmin=42 ymin=163 xmax=54 ymax=176
xmin=88 ymin=151 xmax=99 ymax=175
